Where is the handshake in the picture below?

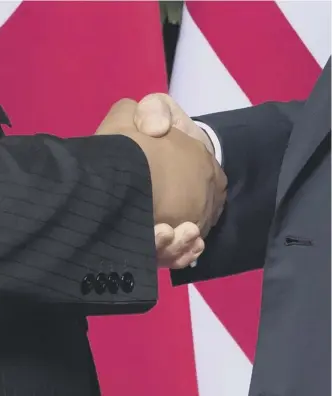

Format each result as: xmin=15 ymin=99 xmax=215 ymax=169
xmin=96 ymin=94 xmax=227 ymax=269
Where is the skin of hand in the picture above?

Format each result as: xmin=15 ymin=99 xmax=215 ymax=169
xmin=95 ymin=98 xmax=226 ymax=268
xmin=134 ymin=93 xmax=216 ymax=155
xmin=133 ymin=93 xmax=228 ymax=269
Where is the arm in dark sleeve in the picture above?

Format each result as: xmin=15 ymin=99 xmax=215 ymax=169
xmin=0 ymin=133 xmax=156 ymax=315
xmin=172 ymin=101 xmax=304 ymax=286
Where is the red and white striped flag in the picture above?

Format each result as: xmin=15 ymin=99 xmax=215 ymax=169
xmin=0 ymin=2 xmax=331 ymax=396
xmin=170 ymin=2 xmax=330 ymax=395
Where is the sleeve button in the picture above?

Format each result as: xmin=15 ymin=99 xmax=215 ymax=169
xmin=81 ymin=273 xmax=95 ymax=295
xmin=121 ymin=272 xmax=135 ymax=293
xmin=107 ymin=272 xmax=120 ymax=294
xmin=95 ymin=273 xmax=107 ymax=295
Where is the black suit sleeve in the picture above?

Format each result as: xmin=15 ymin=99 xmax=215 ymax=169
xmin=0 ymin=133 xmax=156 ymax=314
xmin=172 ymin=101 xmax=304 ymax=286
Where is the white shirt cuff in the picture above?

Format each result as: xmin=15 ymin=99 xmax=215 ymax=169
xmin=194 ymin=121 xmax=222 ymax=166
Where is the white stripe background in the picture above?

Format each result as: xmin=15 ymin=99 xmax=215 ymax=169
xmin=170 ymin=2 xmax=331 ymax=395
xmin=0 ymin=2 xmax=330 ymax=395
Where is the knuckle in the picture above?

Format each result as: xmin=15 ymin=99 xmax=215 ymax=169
xmin=140 ymin=93 xmax=165 ymax=106
xmin=114 ymin=98 xmax=137 ymax=107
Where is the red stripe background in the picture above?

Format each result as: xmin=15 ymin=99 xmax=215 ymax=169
xmin=0 ymin=3 xmax=199 ymax=395
xmin=188 ymin=1 xmax=321 ymax=104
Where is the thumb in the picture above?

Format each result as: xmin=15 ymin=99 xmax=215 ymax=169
xmin=134 ymin=94 xmax=173 ymax=137
xmin=154 ymin=223 xmax=175 ymax=250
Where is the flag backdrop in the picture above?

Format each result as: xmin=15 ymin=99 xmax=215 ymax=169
xmin=0 ymin=1 xmax=330 ymax=396
xmin=170 ymin=2 xmax=330 ymax=396
xmin=0 ymin=2 xmax=198 ymax=396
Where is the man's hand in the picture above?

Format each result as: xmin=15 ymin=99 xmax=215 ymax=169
xmin=96 ymin=98 xmax=225 ymax=235
xmin=96 ymin=98 xmax=226 ymax=268
xmin=133 ymin=93 xmax=228 ymax=269
xmin=154 ymin=222 xmax=204 ymax=268
xmin=134 ymin=93 xmax=215 ymax=154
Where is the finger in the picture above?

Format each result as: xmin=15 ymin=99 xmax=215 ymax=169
xmin=154 ymin=224 xmax=175 ymax=250
xmin=171 ymin=222 xmax=200 ymax=253
xmin=96 ymin=98 xmax=138 ymax=135
xmin=136 ymin=93 xmax=216 ymax=159
xmin=135 ymin=94 xmax=172 ymax=137
xmin=171 ymin=238 xmax=205 ymax=269
xmin=135 ymin=93 xmax=193 ymax=137
xmin=158 ymin=237 xmax=200 ymax=268
xmin=157 ymin=222 xmax=200 ymax=263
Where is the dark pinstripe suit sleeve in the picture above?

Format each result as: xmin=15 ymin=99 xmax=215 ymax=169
xmin=0 ymin=133 xmax=156 ymax=314
xmin=172 ymin=101 xmax=304 ymax=285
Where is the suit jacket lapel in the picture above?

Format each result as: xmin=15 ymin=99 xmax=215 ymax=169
xmin=276 ymin=58 xmax=331 ymax=207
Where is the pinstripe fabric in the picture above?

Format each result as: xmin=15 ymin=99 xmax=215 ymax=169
xmin=0 ymin=131 xmax=157 ymax=395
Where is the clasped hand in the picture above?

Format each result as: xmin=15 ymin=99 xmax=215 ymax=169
xmin=96 ymin=97 xmax=227 ymax=269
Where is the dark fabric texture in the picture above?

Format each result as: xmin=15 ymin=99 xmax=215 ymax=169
xmin=172 ymin=58 xmax=331 ymax=396
xmin=0 ymin=131 xmax=157 ymax=395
